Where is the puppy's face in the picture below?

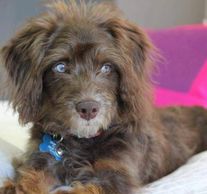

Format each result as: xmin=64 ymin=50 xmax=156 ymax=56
xmin=43 ymin=25 xmax=120 ymax=138
xmin=1 ymin=2 xmax=152 ymax=138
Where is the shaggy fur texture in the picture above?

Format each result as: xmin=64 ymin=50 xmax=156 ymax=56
xmin=1 ymin=1 xmax=207 ymax=194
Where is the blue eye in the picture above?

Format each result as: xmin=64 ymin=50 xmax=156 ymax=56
xmin=53 ymin=62 xmax=66 ymax=73
xmin=101 ymin=63 xmax=112 ymax=74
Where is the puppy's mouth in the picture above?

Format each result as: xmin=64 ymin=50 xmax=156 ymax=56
xmin=69 ymin=119 xmax=104 ymax=138
xmin=84 ymin=128 xmax=102 ymax=138
xmin=70 ymin=128 xmax=102 ymax=139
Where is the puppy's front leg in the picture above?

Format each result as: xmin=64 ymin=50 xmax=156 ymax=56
xmin=0 ymin=168 xmax=56 ymax=194
xmin=53 ymin=159 xmax=138 ymax=194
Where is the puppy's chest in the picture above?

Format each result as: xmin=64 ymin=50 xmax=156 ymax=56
xmin=57 ymin=137 xmax=125 ymax=184
xmin=53 ymin=138 xmax=96 ymax=184
xmin=29 ymin=132 xmax=128 ymax=184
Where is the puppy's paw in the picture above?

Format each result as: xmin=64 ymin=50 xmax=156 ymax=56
xmin=0 ymin=181 xmax=16 ymax=194
xmin=17 ymin=169 xmax=56 ymax=194
xmin=0 ymin=169 xmax=57 ymax=194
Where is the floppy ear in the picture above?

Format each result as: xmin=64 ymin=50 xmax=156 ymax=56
xmin=1 ymin=23 xmax=48 ymax=124
xmin=100 ymin=18 xmax=154 ymax=123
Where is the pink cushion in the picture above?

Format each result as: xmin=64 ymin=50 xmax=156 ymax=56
xmin=154 ymin=60 xmax=207 ymax=107
xmin=149 ymin=25 xmax=207 ymax=107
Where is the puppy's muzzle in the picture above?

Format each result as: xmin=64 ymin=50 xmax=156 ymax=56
xmin=76 ymin=100 xmax=100 ymax=121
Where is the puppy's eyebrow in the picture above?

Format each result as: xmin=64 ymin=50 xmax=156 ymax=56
xmin=45 ymin=25 xmax=64 ymax=51
xmin=73 ymin=43 xmax=95 ymax=57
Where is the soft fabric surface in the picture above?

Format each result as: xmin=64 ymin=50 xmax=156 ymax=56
xmin=0 ymin=139 xmax=21 ymax=187
xmin=0 ymin=151 xmax=14 ymax=187
xmin=149 ymin=25 xmax=207 ymax=107
xmin=141 ymin=152 xmax=207 ymax=194
xmin=0 ymin=102 xmax=29 ymax=150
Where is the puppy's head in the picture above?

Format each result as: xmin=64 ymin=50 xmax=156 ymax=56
xmin=1 ymin=1 xmax=153 ymax=138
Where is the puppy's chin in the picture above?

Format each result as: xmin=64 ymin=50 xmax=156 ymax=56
xmin=70 ymin=124 xmax=101 ymax=139
xmin=69 ymin=116 xmax=109 ymax=138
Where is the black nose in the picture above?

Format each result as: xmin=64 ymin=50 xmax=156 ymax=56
xmin=76 ymin=100 xmax=100 ymax=121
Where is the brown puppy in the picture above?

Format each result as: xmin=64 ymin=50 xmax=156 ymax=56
xmin=1 ymin=1 xmax=207 ymax=194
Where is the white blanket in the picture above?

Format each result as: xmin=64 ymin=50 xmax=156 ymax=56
xmin=141 ymin=152 xmax=207 ymax=194
xmin=0 ymin=151 xmax=14 ymax=187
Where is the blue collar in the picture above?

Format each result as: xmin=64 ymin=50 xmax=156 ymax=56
xmin=39 ymin=134 xmax=63 ymax=161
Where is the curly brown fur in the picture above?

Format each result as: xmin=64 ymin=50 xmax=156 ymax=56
xmin=1 ymin=1 xmax=207 ymax=194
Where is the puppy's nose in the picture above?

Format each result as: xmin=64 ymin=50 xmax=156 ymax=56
xmin=76 ymin=100 xmax=100 ymax=121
